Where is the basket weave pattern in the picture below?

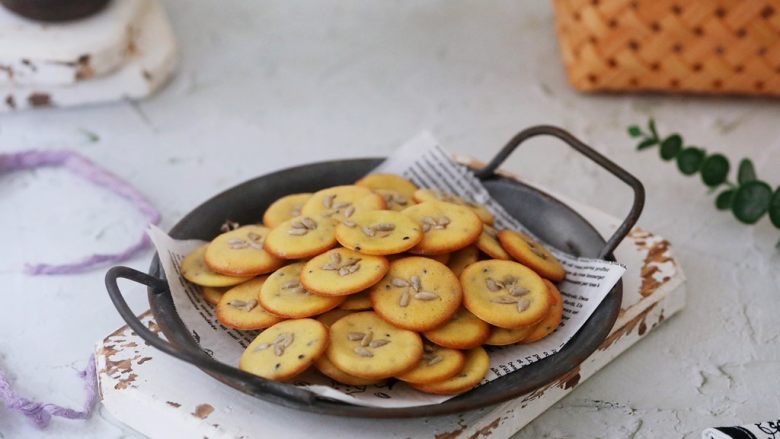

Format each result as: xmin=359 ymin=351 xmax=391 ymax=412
xmin=553 ymin=0 xmax=780 ymax=95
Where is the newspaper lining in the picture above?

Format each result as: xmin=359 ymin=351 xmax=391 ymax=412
xmin=146 ymin=132 xmax=625 ymax=408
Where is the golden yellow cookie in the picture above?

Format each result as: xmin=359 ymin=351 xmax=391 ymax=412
xmin=202 ymin=286 xmax=227 ymax=306
xmin=262 ymin=193 xmax=312 ymax=228
xmin=264 ymin=215 xmax=338 ymax=259
xmin=396 ymin=344 xmax=465 ymax=384
xmin=216 ymin=277 xmax=284 ymax=330
xmin=259 ymin=263 xmax=345 ymax=318
xmin=239 ymin=319 xmax=328 ymax=381
xmin=413 ymin=189 xmax=494 ymax=225
xmin=402 ymin=201 xmax=482 ymax=255
xmin=301 ymin=185 xmax=386 ymax=223
xmin=338 ymin=291 xmax=372 ymax=311
xmin=423 ymin=307 xmax=491 ymax=349
xmin=326 ymin=311 xmax=423 ymax=379
xmin=204 ymin=226 xmax=285 ymax=277
xmin=497 ymin=230 xmax=566 ymax=282
xmin=375 ymin=189 xmax=415 ymax=211
xmin=461 ymin=260 xmax=550 ymax=329
xmin=335 ymin=210 xmax=423 ymax=255
xmin=410 ymin=347 xmax=489 ymax=395
xmin=475 ymin=225 xmax=511 ymax=260
xmin=314 ymin=354 xmax=383 ymax=386
xmin=484 ymin=325 xmax=534 ymax=346
xmin=448 ymin=245 xmax=479 ymax=277
xmin=369 ymin=256 xmax=462 ymax=331
xmin=523 ymin=279 xmax=564 ymax=343
xmin=355 ymin=173 xmax=418 ymax=200
xmin=316 ymin=308 xmax=353 ymax=327
xmin=301 ymin=248 xmax=389 ymax=296
xmin=181 ymin=245 xmax=252 ymax=287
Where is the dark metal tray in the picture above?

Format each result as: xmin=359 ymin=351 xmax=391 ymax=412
xmin=106 ymin=126 xmax=644 ymax=418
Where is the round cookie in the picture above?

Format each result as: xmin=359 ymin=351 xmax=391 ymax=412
xmin=316 ymin=308 xmax=353 ymax=327
xmin=497 ymin=230 xmax=566 ymax=282
xmin=484 ymin=325 xmax=534 ymax=346
xmin=413 ymin=189 xmax=494 ymax=225
xmin=301 ymin=185 xmax=386 ymax=223
xmin=461 ymin=260 xmax=551 ymax=329
xmin=263 ymin=193 xmax=312 ymax=228
xmin=448 ymin=245 xmax=479 ymax=277
xmin=522 ymin=279 xmax=564 ymax=343
xmin=259 ymin=263 xmax=345 ymax=318
xmin=239 ymin=319 xmax=328 ymax=381
xmin=216 ymin=277 xmax=284 ymax=330
xmin=369 ymin=256 xmax=462 ymax=331
xmin=264 ymin=215 xmax=338 ymax=259
xmin=355 ymin=173 xmax=418 ymax=199
xmin=335 ymin=210 xmax=423 ymax=255
xmin=375 ymin=189 xmax=415 ymax=211
xmin=202 ymin=286 xmax=227 ymax=306
xmin=423 ymin=307 xmax=491 ymax=349
xmin=181 ymin=245 xmax=252 ymax=287
xmin=410 ymin=347 xmax=489 ymax=395
xmin=402 ymin=201 xmax=482 ymax=255
xmin=476 ymin=225 xmax=511 ymax=260
xmin=339 ymin=291 xmax=372 ymax=311
xmin=315 ymin=354 xmax=383 ymax=386
xmin=301 ymin=248 xmax=389 ymax=296
xmin=396 ymin=344 xmax=465 ymax=384
xmin=204 ymin=225 xmax=285 ymax=277
xmin=326 ymin=311 xmax=423 ymax=379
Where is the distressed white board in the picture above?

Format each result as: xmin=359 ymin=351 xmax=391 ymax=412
xmin=0 ymin=0 xmax=176 ymax=111
xmin=0 ymin=0 xmax=146 ymax=85
xmin=96 ymin=174 xmax=685 ymax=439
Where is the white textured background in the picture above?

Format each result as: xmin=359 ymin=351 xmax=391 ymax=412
xmin=0 ymin=1 xmax=778 ymax=438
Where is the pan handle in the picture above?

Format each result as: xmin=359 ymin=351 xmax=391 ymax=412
xmin=475 ymin=125 xmax=645 ymax=258
xmin=105 ymin=266 xmax=318 ymax=405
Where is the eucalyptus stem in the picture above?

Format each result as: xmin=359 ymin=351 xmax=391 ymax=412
xmin=628 ymin=119 xmax=780 ymax=243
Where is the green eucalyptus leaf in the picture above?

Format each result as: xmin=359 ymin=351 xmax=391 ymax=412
xmin=737 ymin=158 xmax=756 ymax=184
xmin=715 ymin=189 xmax=735 ymax=210
xmin=769 ymin=186 xmax=780 ymax=228
xmin=677 ymin=147 xmax=705 ymax=175
xmin=628 ymin=126 xmax=642 ymax=138
xmin=731 ymin=180 xmax=772 ymax=224
xmin=659 ymin=134 xmax=683 ymax=160
xmin=648 ymin=118 xmax=658 ymax=140
xmin=637 ymin=138 xmax=658 ymax=150
xmin=700 ymin=154 xmax=730 ymax=187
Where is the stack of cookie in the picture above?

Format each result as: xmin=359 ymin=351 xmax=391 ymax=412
xmin=180 ymin=174 xmax=566 ymax=395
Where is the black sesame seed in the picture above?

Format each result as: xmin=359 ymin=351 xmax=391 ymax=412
xmin=403 ymin=236 xmax=410 ymax=240
xmin=298 ymin=354 xmax=304 ymax=359
xmin=275 ymin=363 xmax=281 ymax=369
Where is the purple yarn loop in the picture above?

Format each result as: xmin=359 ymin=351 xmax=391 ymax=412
xmin=0 ymin=354 xmax=98 ymax=428
xmin=0 ymin=150 xmax=161 ymax=275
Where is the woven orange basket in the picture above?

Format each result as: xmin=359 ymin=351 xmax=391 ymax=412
xmin=552 ymin=0 xmax=780 ymax=95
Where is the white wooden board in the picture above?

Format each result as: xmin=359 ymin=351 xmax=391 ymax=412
xmin=0 ymin=0 xmax=176 ymax=111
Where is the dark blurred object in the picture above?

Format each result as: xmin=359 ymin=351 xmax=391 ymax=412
xmin=0 ymin=0 xmax=109 ymax=21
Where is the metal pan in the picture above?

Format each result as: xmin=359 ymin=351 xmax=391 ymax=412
xmin=105 ymin=126 xmax=644 ymax=418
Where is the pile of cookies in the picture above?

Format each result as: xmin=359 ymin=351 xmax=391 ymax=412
xmin=180 ymin=174 xmax=566 ymax=395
